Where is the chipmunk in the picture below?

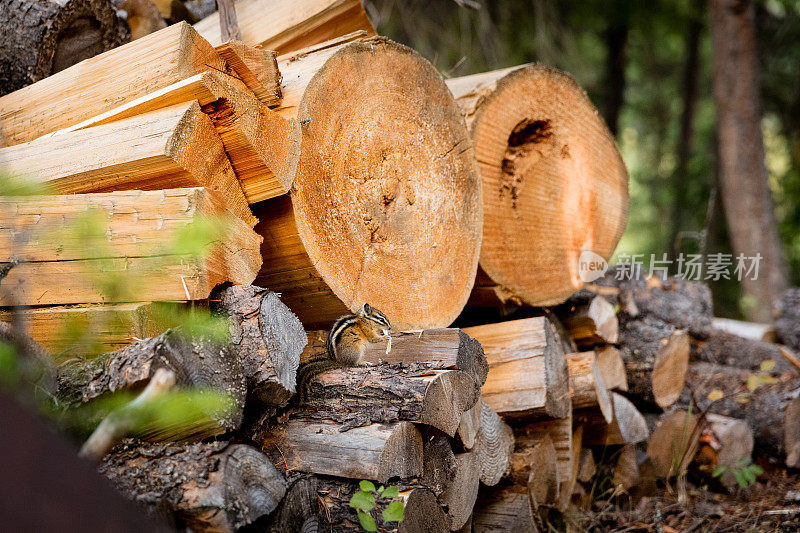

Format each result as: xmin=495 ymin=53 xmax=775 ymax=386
xmin=296 ymin=303 xmax=392 ymax=402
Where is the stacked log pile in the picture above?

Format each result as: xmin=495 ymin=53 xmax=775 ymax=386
xmin=3 ymin=0 xmax=800 ymax=531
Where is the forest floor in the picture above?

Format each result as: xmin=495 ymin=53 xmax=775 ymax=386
xmin=556 ymin=461 xmax=800 ymax=532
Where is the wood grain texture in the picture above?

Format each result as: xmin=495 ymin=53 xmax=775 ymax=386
xmin=472 ymin=487 xmax=537 ymax=533
xmin=0 ymin=22 xmax=226 ymax=146
xmin=448 ymin=64 xmax=628 ymax=307
xmin=0 ymin=102 xmax=255 ymax=225
xmin=473 ymin=399 xmax=514 ymax=486
xmin=464 ymin=317 xmax=570 ymax=418
xmin=567 ymin=351 xmax=613 ymax=423
xmin=0 ymin=187 xmax=260 ymax=306
xmin=257 ymin=419 xmax=423 ymax=483
xmin=195 ymin=0 xmax=375 ymax=52
xmin=214 ymin=40 xmax=282 ymax=105
xmin=254 ymin=36 xmax=482 ymax=330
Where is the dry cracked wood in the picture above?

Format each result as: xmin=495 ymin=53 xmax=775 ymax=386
xmin=447 ymin=64 xmax=628 ymax=307
xmin=257 ymin=419 xmax=423 ymax=483
xmin=473 ymin=399 xmax=514 ymax=486
xmin=195 ymin=0 xmax=375 ymax=52
xmin=100 ymin=441 xmax=286 ymax=532
xmin=567 ymin=351 xmax=613 ymax=422
xmin=0 ymin=188 xmax=260 ymax=306
xmin=472 ymin=487 xmax=537 ymax=533
xmin=254 ymin=36 xmax=482 ymax=330
xmin=464 ymin=316 xmax=570 ymax=419
xmin=214 ymin=40 xmax=282 ymax=105
xmin=441 ymin=451 xmax=480 ymax=530
xmin=0 ymin=102 xmax=255 ymax=225
xmin=0 ymin=22 xmax=226 ymax=146
xmin=295 ymin=364 xmax=480 ymax=437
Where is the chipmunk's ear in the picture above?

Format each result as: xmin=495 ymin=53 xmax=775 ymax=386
xmin=361 ymin=303 xmax=371 ymax=315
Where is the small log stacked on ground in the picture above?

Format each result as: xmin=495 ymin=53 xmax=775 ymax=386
xmin=254 ymin=35 xmax=482 ymax=330
xmin=0 ymin=0 xmax=129 ymax=96
xmin=679 ymin=361 xmax=800 ymax=467
xmin=0 ymin=188 xmax=260 ymax=306
xmin=195 ymin=0 xmax=375 ymax=52
xmin=100 ymin=441 xmax=286 ymax=532
xmin=447 ymin=64 xmax=629 ymax=308
xmin=776 ymin=288 xmax=800 ymax=353
xmin=463 ymin=316 xmax=570 ymax=419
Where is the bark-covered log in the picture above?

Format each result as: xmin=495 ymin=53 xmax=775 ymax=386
xmin=304 ymin=327 xmax=489 ymax=387
xmin=100 ymin=441 xmax=286 ymax=532
xmin=619 ymin=315 xmax=690 ymax=408
xmin=473 ymin=399 xmax=514 ymax=486
xmin=214 ymin=285 xmax=305 ymax=404
xmin=694 ymin=413 xmax=754 ymax=490
xmin=296 ymin=364 xmax=479 ymax=437
xmin=57 ymin=330 xmax=246 ymax=440
xmin=567 ymin=351 xmax=613 ymax=422
xmin=576 ymin=392 xmax=649 ymax=446
xmin=776 ymin=288 xmax=800 ymax=353
xmin=694 ymin=327 xmax=794 ymax=373
xmin=464 ymin=317 xmax=570 ymax=419
xmin=679 ymin=362 xmax=800 ymax=467
xmin=256 ymin=419 xmax=423 ymax=483
xmin=253 ymin=36 xmax=481 ymax=330
xmin=556 ymin=296 xmax=619 ymax=347
xmin=312 ymin=477 xmax=448 ymax=533
xmin=447 ymin=65 xmax=628 ymax=308
xmin=472 ymin=487 xmax=538 ymax=533
xmin=0 ymin=0 xmax=129 ymax=96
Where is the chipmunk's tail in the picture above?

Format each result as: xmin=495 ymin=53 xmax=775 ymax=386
xmin=296 ymin=356 xmax=345 ymax=404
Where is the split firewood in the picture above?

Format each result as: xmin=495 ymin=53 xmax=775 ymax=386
xmin=473 ymin=399 xmax=514 ymax=486
xmin=441 ymin=451 xmax=481 ymax=530
xmin=457 ymin=401 xmax=481 ymax=450
xmin=576 ymin=448 xmax=596 ymax=484
xmin=0 ymin=0 xmax=128 ymax=96
xmin=645 ymin=409 xmax=703 ymax=479
xmin=305 ymin=327 xmax=489 ymax=388
xmin=510 ymin=433 xmax=560 ymax=509
xmin=515 ymin=413 xmax=574 ymax=510
xmin=577 ymin=392 xmax=649 ymax=446
xmin=776 ymin=288 xmax=800 ymax=353
xmin=0 ymin=23 xmax=226 ymax=146
xmin=253 ymin=36 xmax=482 ymax=330
xmin=613 ymin=444 xmax=640 ymax=491
xmin=464 ymin=317 xmax=570 ymax=419
xmin=421 ymin=433 xmax=456 ymax=497
xmin=567 ymin=351 xmax=613 ymax=422
xmin=695 ymin=327 xmax=796 ymax=374
xmin=256 ymin=419 xmax=423 ymax=483
xmin=100 ymin=441 xmax=286 ymax=532
xmin=447 ymin=65 xmax=628 ymax=308
xmin=596 ymin=345 xmax=628 ymax=391
xmin=618 ymin=316 xmax=690 ymax=408
xmin=213 ymin=285 xmax=306 ymax=404
xmin=214 ymin=40 xmax=281 ymax=104
xmin=312 ymin=477 xmax=449 ymax=533
xmin=0 ymin=102 xmax=255 ymax=226
xmin=0 ymin=188 xmax=260 ymax=307
xmin=694 ymin=413 xmax=754 ymax=490
xmin=712 ymin=317 xmax=776 ymax=343
xmin=195 ymin=0 xmax=375 ymax=52
xmin=58 ymin=330 xmax=247 ymax=440
xmin=472 ymin=487 xmax=538 ymax=533
xmin=680 ymin=361 xmax=800 ymax=467
xmin=294 ymin=365 xmax=479 ymax=437
xmin=556 ymin=296 xmax=619 ymax=346
xmin=261 ymin=477 xmax=319 ymax=533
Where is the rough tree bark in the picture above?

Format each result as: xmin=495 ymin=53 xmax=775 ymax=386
xmin=0 ymin=0 xmax=129 ymax=96
xmin=710 ymin=0 xmax=789 ymax=322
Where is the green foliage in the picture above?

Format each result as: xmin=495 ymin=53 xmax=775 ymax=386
xmin=712 ymin=458 xmax=764 ymax=489
xmin=349 ymin=480 xmax=405 ymax=531
xmin=0 ymin=341 xmax=19 ymax=387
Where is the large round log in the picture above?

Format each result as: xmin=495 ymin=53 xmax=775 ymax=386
xmin=0 ymin=0 xmax=129 ymax=96
xmin=254 ymin=36 xmax=482 ymax=330
xmin=447 ymin=64 xmax=628 ymax=308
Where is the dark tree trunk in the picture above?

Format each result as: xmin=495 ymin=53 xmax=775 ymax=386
xmin=0 ymin=0 xmax=129 ymax=96
xmin=710 ymin=0 xmax=788 ymax=322
xmin=603 ymin=22 xmax=628 ymax=136
xmin=668 ymin=3 xmax=703 ymax=259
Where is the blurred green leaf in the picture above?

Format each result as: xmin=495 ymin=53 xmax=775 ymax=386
xmin=357 ymin=510 xmax=377 ymax=532
xmin=350 ymin=490 xmax=375 ymax=513
xmin=0 ymin=341 xmax=19 ymax=387
xmin=382 ymin=500 xmax=404 ymax=523
xmin=382 ymin=486 xmax=399 ymax=499
xmin=359 ymin=480 xmax=377 ymax=493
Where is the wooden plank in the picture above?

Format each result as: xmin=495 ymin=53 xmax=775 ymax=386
xmin=195 ymin=0 xmax=375 ymax=52
xmin=0 ymin=22 xmax=228 ymax=146
xmin=0 ymin=101 xmax=255 ymax=225
xmin=0 ymin=187 xmax=262 ymax=306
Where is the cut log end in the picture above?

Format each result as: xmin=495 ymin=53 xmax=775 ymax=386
xmin=449 ymin=64 xmax=628 ymax=307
